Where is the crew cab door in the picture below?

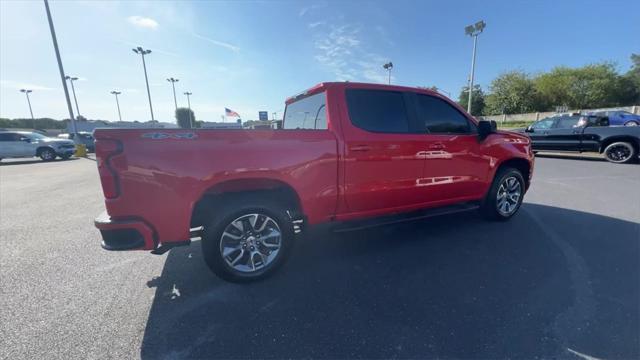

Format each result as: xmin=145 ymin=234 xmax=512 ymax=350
xmin=543 ymin=116 xmax=583 ymax=151
xmin=339 ymin=88 xmax=429 ymax=215
xmin=413 ymin=93 xmax=491 ymax=201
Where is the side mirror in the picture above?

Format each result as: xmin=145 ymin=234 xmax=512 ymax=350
xmin=525 ymin=125 xmax=534 ymax=133
xmin=478 ymin=120 xmax=497 ymax=140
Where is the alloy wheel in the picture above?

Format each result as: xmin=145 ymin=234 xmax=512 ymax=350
xmin=496 ymin=176 xmax=522 ymax=216
xmin=219 ymin=213 xmax=282 ymax=273
xmin=605 ymin=144 xmax=632 ymax=163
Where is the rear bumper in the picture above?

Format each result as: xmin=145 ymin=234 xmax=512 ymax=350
xmin=94 ymin=211 xmax=156 ymax=251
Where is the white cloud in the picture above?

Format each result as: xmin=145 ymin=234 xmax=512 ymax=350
xmin=127 ymin=16 xmax=159 ymax=30
xmin=192 ymin=33 xmax=240 ymax=53
xmin=299 ymin=3 xmax=326 ymax=17
xmin=0 ymin=80 xmax=56 ymax=91
xmin=312 ymin=24 xmax=391 ymax=83
xmin=308 ymin=21 xmax=325 ymax=29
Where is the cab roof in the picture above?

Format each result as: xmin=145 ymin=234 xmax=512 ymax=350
xmin=285 ymin=81 xmax=444 ymax=104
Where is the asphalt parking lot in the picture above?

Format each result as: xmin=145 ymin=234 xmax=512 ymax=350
xmin=1 ymin=154 xmax=638 ymax=359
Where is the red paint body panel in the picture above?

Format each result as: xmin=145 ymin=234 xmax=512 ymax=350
xmin=94 ymin=82 xmax=534 ymax=251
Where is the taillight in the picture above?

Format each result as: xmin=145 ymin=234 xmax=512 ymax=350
xmin=95 ymin=139 xmax=122 ymax=199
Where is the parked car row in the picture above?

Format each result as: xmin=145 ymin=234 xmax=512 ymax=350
xmin=57 ymin=131 xmax=95 ymax=152
xmin=513 ymin=114 xmax=640 ymax=163
xmin=0 ymin=131 xmax=76 ymax=162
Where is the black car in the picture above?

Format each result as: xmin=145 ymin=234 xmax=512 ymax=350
xmin=514 ymin=115 xmax=640 ymax=164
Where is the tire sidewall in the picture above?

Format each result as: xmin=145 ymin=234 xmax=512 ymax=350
xmin=604 ymin=142 xmax=636 ymax=164
xmin=482 ymin=168 xmax=525 ymax=221
xmin=201 ymin=201 xmax=294 ymax=282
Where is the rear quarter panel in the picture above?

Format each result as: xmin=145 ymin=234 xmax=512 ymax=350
xmin=94 ymin=128 xmax=338 ymax=244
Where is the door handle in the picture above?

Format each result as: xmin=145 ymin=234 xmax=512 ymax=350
xmin=428 ymin=143 xmax=445 ymax=150
xmin=350 ymin=145 xmax=371 ymax=152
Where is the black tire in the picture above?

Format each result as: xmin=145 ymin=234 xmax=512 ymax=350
xmin=60 ymin=154 xmax=72 ymax=160
xmin=603 ymin=142 xmax=637 ymax=164
xmin=201 ymin=196 xmax=295 ymax=282
xmin=479 ymin=167 xmax=525 ymax=221
xmin=624 ymin=121 xmax=639 ymax=126
xmin=39 ymin=148 xmax=56 ymax=161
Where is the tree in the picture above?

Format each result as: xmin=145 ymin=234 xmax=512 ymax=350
xmin=175 ymin=107 xmax=195 ymax=129
xmin=485 ymin=70 xmax=539 ymax=115
xmin=623 ymin=54 xmax=640 ymax=103
xmin=457 ymin=84 xmax=485 ymax=115
xmin=534 ymin=63 xmax=627 ymax=110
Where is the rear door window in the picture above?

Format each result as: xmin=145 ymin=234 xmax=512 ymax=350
xmin=416 ymin=94 xmax=473 ymax=134
xmin=345 ymin=89 xmax=410 ymax=133
xmin=283 ymin=92 xmax=327 ymax=130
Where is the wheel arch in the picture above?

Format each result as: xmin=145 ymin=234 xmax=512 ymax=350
xmin=599 ymin=136 xmax=640 ymax=154
xmin=35 ymin=146 xmax=55 ymax=156
xmin=190 ymin=178 xmax=304 ymax=228
xmin=495 ymin=157 xmax=532 ymax=190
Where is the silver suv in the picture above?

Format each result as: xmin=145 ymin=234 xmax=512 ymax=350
xmin=0 ymin=131 xmax=76 ymax=162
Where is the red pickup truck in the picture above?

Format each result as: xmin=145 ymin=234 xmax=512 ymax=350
xmin=94 ymin=82 xmax=534 ymax=282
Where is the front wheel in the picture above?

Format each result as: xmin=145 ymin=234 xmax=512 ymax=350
xmin=201 ymin=198 xmax=294 ymax=282
xmin=624 ymin=121 xmax=639 ymax=126
xmin=479 ymin=167 xmax=525 ymax=221
xmin=603 ymin=142 xmax=637 ymax=164
xmin=39 ymin=148 xmax=56 ymax=161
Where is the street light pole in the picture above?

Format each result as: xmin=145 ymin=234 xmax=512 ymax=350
xmin=65 ymin=76 xmax=80 ymax=116
xmin=383 ymin=62 xmax=393 ymax=85
xmin=44 ymin=0 xmax=77 ymax=135
xmin=132 ymin=46 xmax=154 ymax=121
xmin=183 ymin=91 xmax=193 ymax=128
xmin=167 ymin=77 xmax=179 ymax=111
xmin=465 ymin=20 xmax=486 ymax=115
xmin=110 ymin=91 xmax=122 ymax=122
xmin=20 ymin=89 xmax=35 ymax=129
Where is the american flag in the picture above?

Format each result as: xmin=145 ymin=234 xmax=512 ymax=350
xmin=225 ymin=108 xmax=240 ymax=117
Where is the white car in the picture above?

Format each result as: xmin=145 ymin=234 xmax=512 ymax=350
xmin=0 ymin=131 xmax=76 ymax=162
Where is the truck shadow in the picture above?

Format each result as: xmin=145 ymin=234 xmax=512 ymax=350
xmin=140 ymin=203 xmax=639 ymax=359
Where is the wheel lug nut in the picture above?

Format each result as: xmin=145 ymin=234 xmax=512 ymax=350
xmin=250 ymin=246 xmax=255 ymax=251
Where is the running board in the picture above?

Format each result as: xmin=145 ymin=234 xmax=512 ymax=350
xmin=333 ymin=202 xmax=480 ymax=233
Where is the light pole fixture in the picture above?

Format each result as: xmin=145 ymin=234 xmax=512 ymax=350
xmin=110 ymin=91 xmax=122 ymax=122
xmin=132 ymin=46 xmax=155 ymax=121
xmin=20 ymin=89 xmax=34 ymax=120
xmin=383 ymin=62 xmax=393 ymax=85
xmin=44 ymin=0 xmax=77 ymax=135
xmin=65 ymin=75 xmax=81 ymax=117
xmin=464 ymin=20 xmax=486 ymax=115
xmin=183 ymin=91 xmax=193 ymax=128
xmin=167 ymin=77 xmax=179 ymax=110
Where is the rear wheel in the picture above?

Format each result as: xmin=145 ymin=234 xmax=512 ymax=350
xmin=60 ymin=154 xmax=72 ymax=160
xmin=480 ymin=167 xmax=525 ymax=221
xmin=603 ymin=142 xmax=637 ymax=164
xmin=201 ymin=197 xmax=294 ymax=282
xmin=39 ymin=148 xmax=56 ymax=161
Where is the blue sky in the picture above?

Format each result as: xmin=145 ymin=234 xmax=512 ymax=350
xmin=1 ymin=0 xmax=637 ymax=123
